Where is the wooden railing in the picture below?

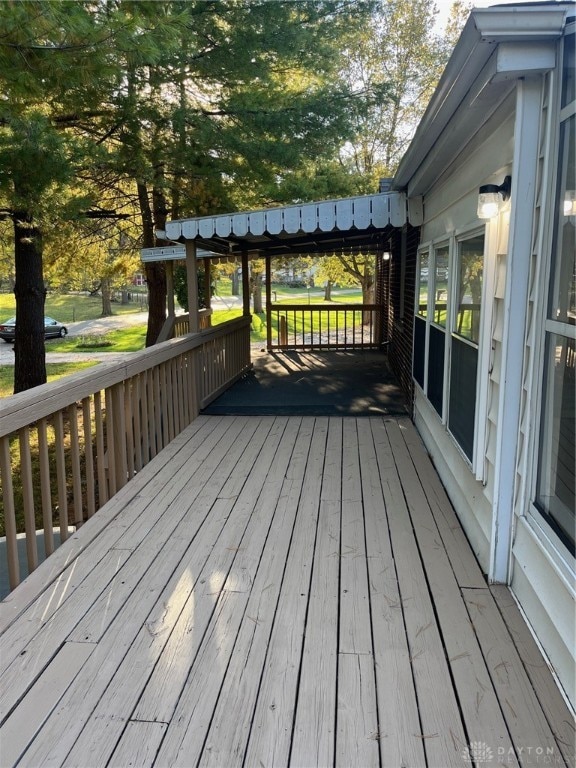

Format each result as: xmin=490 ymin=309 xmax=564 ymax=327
xmin=268 ymin=304 xmax=383 ymax=350
xmin=156 ymin=308 xmax=212 ymax=343
xmin=0 ymin=317 xmax=251 ymax=594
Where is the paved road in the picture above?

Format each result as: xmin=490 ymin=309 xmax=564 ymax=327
xmin=0 ymin=311 xmax=151 ymax=366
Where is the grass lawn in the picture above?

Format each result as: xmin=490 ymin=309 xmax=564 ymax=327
xmin=0 ymin=292 xmax=147 ymax=324
xmin=0 ymin=361 xmax=98 ymax=399
xmin=48 ymin=325 xmax=147 ymax=353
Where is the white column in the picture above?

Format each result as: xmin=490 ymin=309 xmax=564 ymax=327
xmin=489 ymin=77 xmax=543 ymax=583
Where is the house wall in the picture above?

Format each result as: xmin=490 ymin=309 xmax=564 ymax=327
xmin=410 ymin=38 xmax=575 ymax=709
xmin=412 ymin=95 xmax=516 ymax=573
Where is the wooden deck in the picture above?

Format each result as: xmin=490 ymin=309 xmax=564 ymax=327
xmin=0 ymin=415 xmax=573 ymax=768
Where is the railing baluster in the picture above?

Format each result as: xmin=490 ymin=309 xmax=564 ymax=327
xmin=0 ymin=435 xmax=19 ymax=590
xmin=124 ymin=380 xmax=135 ymax=480
xmin=82 ymin=399 xmax=96 ymax=518
xmin=133 ymin=375 xmax=143 ymax=473
xmin=67 ymin=403 xmax=84 ymax=528
xmin=153 ymin=366 xmax=162 ymax=453
xmin=37 ymin=418 xmax=55 ymax=554
xmin=0 ymin=317 xmax=251 ymax=593
xmin=19 ymin=428 xmax=38 ymax=573
xmin=53 ymin=411 xmax=69 ymax=542
xmin=94 ymin=390 xmax=108 ymax=506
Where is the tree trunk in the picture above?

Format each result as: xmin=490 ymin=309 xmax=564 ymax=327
xmin=231 ymin=267 xmax=240 ymax=296
xmin=13 ymin=210 xmax=46 ymax=393
xmin=251 ymin=268 xmax=263 ymax=314
xmin=101 ymin=277 xmax=113 ymax=316
xmin=324 ymin=280 xmax=333 ymax=301
xmin=362 ymin=278 xmax=375 ymax=325
xmin=137 ymin=181 xmax=166 ymax=346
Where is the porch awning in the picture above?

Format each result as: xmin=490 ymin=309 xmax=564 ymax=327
xmin=162 ymin=192 xmax=422 ymax=258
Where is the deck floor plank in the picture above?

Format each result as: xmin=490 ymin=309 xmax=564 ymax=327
xmin=0 ymin=414 xmax=571 ymax=768
xmin=490 ymin=584 xmax=575 ymax=767
xmin=289 ymin=418 xmax=342 ymax=768
xmin=386 ymin=419 xmax=519 ymax=762
xmin=18 ymin=417 xmax=277 ymax=767
xmin=0 ymin=415 xmax=220 ymax=633
xmin=196 ymin=419 xmax=308 ymax=767
xmin=0 ymin=417 xmax=258 ymax=722
xmin=371 ymin=418 xmax=469 ymax=767
xmin=63 ymin=417 xmax=287 ymax=767
xmin=359 ymin=419 xmax=427 ymax=768
xmin=0 ymin=415 xmax=238 ymax=675
xmin=152 ymin=419 xmax=299 ymax=767
xmin=336 ymin=419 xmax=379 ymax=766
xmin=463 ymin=587 xmax=567 ymax=766
xmin=242 ymin=418 xmax=328 ymax=768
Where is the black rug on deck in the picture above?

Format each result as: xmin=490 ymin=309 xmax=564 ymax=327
xmin=202 ymin=349 xmax=408 ymax=417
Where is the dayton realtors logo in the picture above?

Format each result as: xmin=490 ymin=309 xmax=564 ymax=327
xmin=462 ymin=742 xmax=560 ymax=764
xmin=462 ymin=742 xmax=494 ymax=763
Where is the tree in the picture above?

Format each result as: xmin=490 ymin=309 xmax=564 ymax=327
xmin=101 ymin=1 xmax=377 ymax=344
xmin=0 ymin=1 xmax=128 ymax=391
xmin=338 ymin=0 xmax=461 ymax=185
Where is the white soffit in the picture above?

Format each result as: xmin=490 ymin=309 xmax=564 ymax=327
xmin=164 ymin=192 xmax=411 ymax=245
xmin=393 ymin=3 xmax=571 ymax=193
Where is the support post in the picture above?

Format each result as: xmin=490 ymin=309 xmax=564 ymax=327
xmin=241 ymin=252 xmax=250 ymax=317
xmin=204 ymin=258 xmax=212 ymax=312
xmin=203 ymin=257 xmax=212 ymax=328
xmin=186 ymin=241 xmax=199 ymax=333
xmin=166 ymin=261 xmax=175 ymax=318
xmin=266 ymin=255 xmax=272 ymax=350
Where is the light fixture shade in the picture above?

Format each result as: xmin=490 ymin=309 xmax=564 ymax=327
xmin=563 ymin=191 xmax=576 ymax=216
xmin=477 ymin=190 xmax=502 ymax=219
xmin=477 ymin=176 xmax=511 ymax=220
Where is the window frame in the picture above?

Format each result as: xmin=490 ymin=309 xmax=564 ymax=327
xmin=527 ymin=24 xmax=576 ymax=567
xmin=413 ymin=227 xmax=491 ymax=468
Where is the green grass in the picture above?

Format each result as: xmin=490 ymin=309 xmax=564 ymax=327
xmin=0 ymin=361 xmax=98 ymax=399
xmin=0 ymin=292 xmax=147 ymax=324
xmin=49 ymin=325 xmax=147 ymax=353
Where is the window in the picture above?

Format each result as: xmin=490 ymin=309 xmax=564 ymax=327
xmin=448 ymin=234 xmax=485 ymax=461
xmin=427 ymin=244 xmax=450 ymax=416
xmin=454 ymin=235 xmax=484 ymax=344
xmin=413 ymin=248 xmax=429 ymax=389
xmin=417 ymin=250 xmax=429 ymax=318
xmin=413 ymin=232 xmax=485 ymax=461
xmin=535 ymin=33 xmax=575 ymax=555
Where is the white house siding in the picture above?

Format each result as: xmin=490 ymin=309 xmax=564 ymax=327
xmin=509 ymin=59 xmax=575 ymax=709
xmin=413 ymin=97 xmax=516 ymax=577
xmin=414 ymin=37 xmax=575 ymax=710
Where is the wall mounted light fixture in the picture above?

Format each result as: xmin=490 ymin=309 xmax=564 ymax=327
xmin=563 ymin=191 xmax=576 ymax=216
xmin=477 ymin=176 xmax=511 ymax=220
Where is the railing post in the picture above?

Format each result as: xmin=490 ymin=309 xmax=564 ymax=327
xmin=242 ymin=252 xmax=250 ymax=317
xmin=266 ymin=255 xmax=272 ymax=350
xmin=186 ymin=241 xmax=199 ymax=333
xmin=166 ymin=261 xmax=175 ymax=319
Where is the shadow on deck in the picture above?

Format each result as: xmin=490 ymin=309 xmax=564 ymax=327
xmin=202 ymin=349 xmax=408 ymax=416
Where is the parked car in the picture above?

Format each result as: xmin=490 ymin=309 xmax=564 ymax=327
xmin=0 ymin=316 xmax=68 ymax=342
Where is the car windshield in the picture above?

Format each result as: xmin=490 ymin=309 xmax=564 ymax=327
xmin=2 ymin=318 xmax=16 ymax=324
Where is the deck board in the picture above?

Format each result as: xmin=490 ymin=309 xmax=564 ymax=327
xmin=0 ymin=414 xmax=572 ymax=768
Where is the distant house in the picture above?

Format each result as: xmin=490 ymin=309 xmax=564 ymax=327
xmin=392 ymin=2 xmax=575 ymax=709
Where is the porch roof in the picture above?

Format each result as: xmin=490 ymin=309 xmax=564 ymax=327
xmin=162 ymin=191 xmax=422 ymax=258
